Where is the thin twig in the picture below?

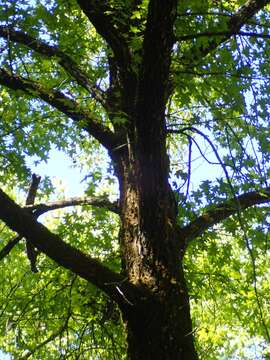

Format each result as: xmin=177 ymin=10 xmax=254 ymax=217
xmin=25 ymin=196 xmax=119 ymax=215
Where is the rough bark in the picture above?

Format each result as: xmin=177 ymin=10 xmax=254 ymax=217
xmin=106 ymin=2 xmax=198 ymax=356
xmin=116 ymin=151 xmax=198 ymax=359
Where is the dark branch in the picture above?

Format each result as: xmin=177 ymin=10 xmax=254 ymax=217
xmin=25 ymin=173 xmax=41 ymax=205
xmin=76 ymin=0 xmax=131 ymax=69
xmin=138 ymin=0 xmax=177 ymax=108
xmin=180 ymin=187 xmax=270 ymax=247
xmin=25 ymin=173 xmax=41 ymax=272
xmin=0 ymin=68 xmax=119 ymax=150
xmin=0 ymin=195 xmax=119 ymax=261
xmin=25 ymin=196 xmax=119 ymax=215
xmin=0 ymin=173 xmax=41 ymax=264
xmin=229 ymin=0 xmax=270 ymax=30
xmin=173 ymin=69 xmax=270 ymax=81
xmin=167 ymin=127 xmax=228 ymax=167
xmin=180 ymin=0 xmax=270 ymax=64
xmin=177 ymin=30 xmax=270 ymax=41
xmin=0 ymin=235 xmax=22 ymax=261
xmin=0 ymin=187 xmax=138 ymax=306
xmin=0 ymin=26 xmax=106 ymax=107
xmin=135 ymin=0 xmax=177 ymax=144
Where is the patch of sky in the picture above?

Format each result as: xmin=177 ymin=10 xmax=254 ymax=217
xmin=25 ymin=141 xmax=119 ymax=203
xmin=0 ymin=351 xmax=10 ymax=360
xmin=26 ymin=146 xmax=88 ymax=198
xmin=226 ymin=337 xmax=269 ymax=360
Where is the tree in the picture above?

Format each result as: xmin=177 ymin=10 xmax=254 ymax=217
xmin=0 ymin=0 xmax=269 ymax=358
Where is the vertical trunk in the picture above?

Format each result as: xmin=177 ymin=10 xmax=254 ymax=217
xmin=109 ymin=3 xmax=198 ymax=356
xmin=124 ymin=280 xmax=198 ymax=360
xmin=115 ymin=149 xmax=198 ymax=359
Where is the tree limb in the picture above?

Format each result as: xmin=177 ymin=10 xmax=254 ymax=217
xmin=0 ymin=68 xmax=119 ymax=150
xmin=25 ymin=173 xmax=41 ymax=272
xmin=135 ymin=0 xmax=177 ymax=147
xmin=0 ymin=235 xmax=22 ymax=261
xmin=0 ymin=173 xmax=41 ymax=264
xmin=76 ymin=0 xmax=131 ymax=69
xmin=25 ymin=173 xmax=41 ymax=205
xmin=180 ymin=0 xmax=270 ymax=65
xmin=25 ymin=196 xmax=119 ymax=215
xmin=138 ymin=0 xmax=177 ymax=111
xmin=0 ymin=187 xmax=138 ymax=306
xmin=180 ymin=187 xmax=270 ymax=247
xmin=177 ymin=30 xmax=270 ymax=41
xmin=172 ymin=69 xmax=269 ymax=81
xmin=0 ymin=196 xmax=119 ymax=261
xmin=0 ymin=26 xmax=106 ymax=108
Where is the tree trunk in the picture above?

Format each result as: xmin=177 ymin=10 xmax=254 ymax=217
xmin=114 ymin=148 xmax=199 ymax=359
xmin=123 ymin=265 xmax=198 ymax=360
xmin=105 ymin=2 xmax=197 ymax=355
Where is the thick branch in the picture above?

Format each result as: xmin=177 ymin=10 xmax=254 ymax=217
xmin=180 ymin=0 xmax=270 ymax=64
xmin=228 ymin=0 xmax=269 ymax=31
xmin=180 ymin=187 xmax=270 ymax=246
xmin=0 ymin=195 xmax=119 ymax=261
xmin=0 ymin=68 xmax=119 ymax=150
xmin=177 ymin=30 xmax=270 ymax=41
xmin=0 ymin=188 xmax=137 ymax=306
xmin=0 ymin=26 xmax=106 ymax=107
xmin=138 ymin=0 xmax=177 ymax=112
xmin=76 ymin=0 xmax=131 ymax=69
xmin=25 ymin=196 xmax=119 ymax=215
xmin=130 ymin=0 xmax=178 ymax=220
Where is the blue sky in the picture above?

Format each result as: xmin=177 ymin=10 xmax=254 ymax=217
xmin=27 ymin=148 xmax=87 ymax=198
